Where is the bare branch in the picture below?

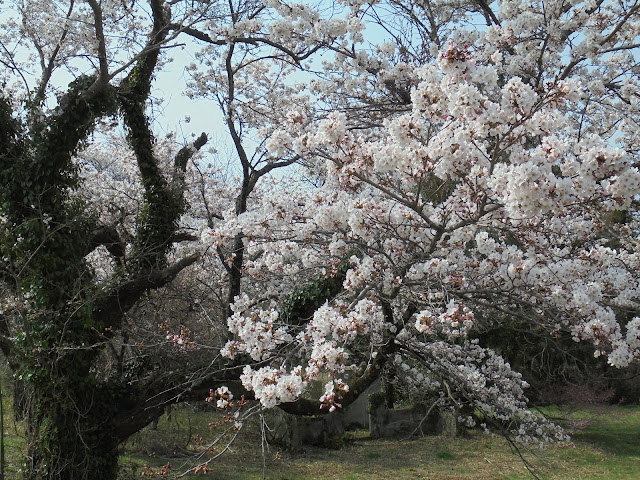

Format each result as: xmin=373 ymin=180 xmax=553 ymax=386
xmin=174 ymin=131 xmax=208 ymax=177
xmin=86 ymin=0 xmax=110 ymax=87
xmin=33 ymin=0 xmax=76 ymax=105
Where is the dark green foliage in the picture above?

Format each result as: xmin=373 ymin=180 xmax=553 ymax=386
xmin=119 ymin=61 xmax=186 ymax=270
xmin=280 ymin=260 xmax=351 ymax=325
xmin=0 ymin=97 xmax=26 ymax=219
xmin=2 ymin=77 xmax=116 ymax=221
xmin=368 ymin=391 xmax=386 ymax=414
xmin=0 ymin=62 xmax=191 ymax=478
xmin=0 ymin=79 xmax=125 ymax=478
xmin=475 ymin=320 xmax=615 ymax=405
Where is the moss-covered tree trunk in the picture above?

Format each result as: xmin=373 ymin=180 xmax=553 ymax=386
xmin=0 ymin=72 xmax=124 ymax=478
xmin=23 ymin=380 xmax=121 ymax=480
xmin=0 ymin=4 xmax=209 ymax=477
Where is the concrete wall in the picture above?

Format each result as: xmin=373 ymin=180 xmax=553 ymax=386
xmin=369 ymin=403 xmax=457 ymax=438
xmin=266 ymin=409 xmax=345 ymax=450
xmin=266 ymin=387 xmax=458 ymax=450
xmin=342 ymin=378 xmax=381 ymax=429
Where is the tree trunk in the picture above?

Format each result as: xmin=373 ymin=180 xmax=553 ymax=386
xmin=24 ymin=430 xmax=119 ymax=480
xmin=22 ymin=379 xmax=121 ymax=480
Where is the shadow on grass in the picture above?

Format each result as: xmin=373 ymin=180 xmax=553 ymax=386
xmin=551 ymin=405 xmax=640 ymax=459
xmin=572 ymin=430 xmax=640 ymax=457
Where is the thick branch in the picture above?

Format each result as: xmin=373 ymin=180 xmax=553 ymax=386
xmin=474 ymin=0 xmax=501 ymax=26
xmin=113 ymin=366 xmax=247 ymax=442
xmin=119 ymin=0 xmax=171 ymax=187
xmin=173 ymin=131 xmax=208 ymax=181
xmin=169 ymin=231 xmax=199 ymax=243
xmin=87 ymin=225 xmax=126 ymax=264
xmin=117 ymin=3 xmax=188 ymax=269
xmin=93 ymin=253 xmax=200 ymax=328
xmin=117 ymin=0 xmax=170 ymax=101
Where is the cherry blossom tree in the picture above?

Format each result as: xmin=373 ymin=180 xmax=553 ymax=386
xmin=1 ymin=0 xmax=640 ymax=478
xmin=201 ymin=0 xmax=640 ymax=460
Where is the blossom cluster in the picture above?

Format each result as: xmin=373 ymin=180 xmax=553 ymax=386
xmin=200 ymin=1 xmax=640 ymax=449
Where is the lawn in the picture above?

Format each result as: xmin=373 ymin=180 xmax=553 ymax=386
xmin=0 ymin=380 xmax=637 ymax=480
xmin=115 ymin=403 xmax=640 ymax=480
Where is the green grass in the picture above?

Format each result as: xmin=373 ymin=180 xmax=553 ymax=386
xmin=436 ymin=450 xmax=456 ymax=460
xmin=0 ymin=393 xmax=638 ymax=479
xmin=532 ymin=405 xmax=640 ymax=479
xmin=118 ymin=403 xmax=640 ymax=480
xmin=0 ymin=369 xmax=26 ymax=479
